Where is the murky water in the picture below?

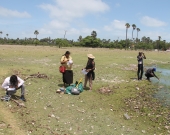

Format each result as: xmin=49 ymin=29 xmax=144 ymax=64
xmin=150 ymin=67 xmax=170 ymax=105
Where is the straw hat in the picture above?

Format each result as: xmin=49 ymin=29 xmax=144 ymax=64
xmin=87 ymin=54 xmax=95 ymax=59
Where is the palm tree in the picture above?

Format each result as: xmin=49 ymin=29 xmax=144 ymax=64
xmin=64 ymin=30 xmax=67 ymax=39
xmin=78 ymin=35 xmax=82 ymax=42
xmin=132 ymin=24 xmax=136 ymax=40
xmin=136 ymin=28 xmax=140 ymax=44
xmin=6 ymin=34 xmax=9 ymax=39
xmin=158 ymin=36 xmax=161 ymax=51
xmin=91 ymin=31 xmax=97 ymax=38
xmin=158 ymin=36 xmax=161 ymax=41
xmin=147 ymin=37 xmax=150 ymax=44
xmin=34 ymin=30 xmax=39 ymax=39
xmin=0 ymin=31 xmax=2 ymax=38
xmin=125 ymin=23 xmax=130 ymax=49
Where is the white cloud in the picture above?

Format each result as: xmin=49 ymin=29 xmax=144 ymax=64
xmin=104 ymin=20 xmax=126 ymax=31
xmin=39 ymin=0 xmax=109 ymax=21
xmin=140 ymin=16 xmax=167 ymax=27
xmin=48 ymin=20 xmax=70 ymax=29
xmin=38 ymin=0 xmax=109 ymax=39
xmin=0 ymin=6 xmax=31 ymax=18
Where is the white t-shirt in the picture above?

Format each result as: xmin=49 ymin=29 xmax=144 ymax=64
xmin=1 ymin=76 xmax=24 ymax=90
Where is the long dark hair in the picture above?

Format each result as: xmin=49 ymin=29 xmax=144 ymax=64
xmin=10 ymin=75 xmax=18 ymax=87
xmin=87 ymin=58 xmax=94 ymax=66
xmin=65 ymin=51 xmax=70 ymax=55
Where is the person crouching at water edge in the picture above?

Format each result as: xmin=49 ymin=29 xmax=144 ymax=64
xmin=137 ymin=52 xmax=146 ymax=80
xmin=145 ymin=68 xmax=159 ymax=81
xmin=1 ymin=75 xmax=26 ymax=101
xmin=60 ymin=51 xmax=73 ymax=87
xmin=83 ymin=54 xmax=95 ymax=91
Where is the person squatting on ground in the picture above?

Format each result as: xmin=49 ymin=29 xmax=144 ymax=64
xmin=145 ymin=68 xmax=159 ymax=81
xmin=1 ymin=75 xmax=26 ymax=101
xmin=84 ymin=54 xmax=95 ymax=90
xmin=137 ymin=52 xmax=146 ymax=80
xmin=60 ymin=51 xmax=73 ymax=87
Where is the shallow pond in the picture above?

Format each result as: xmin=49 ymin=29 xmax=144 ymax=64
xmin=149 ymin=67 xmax=170 ymax=105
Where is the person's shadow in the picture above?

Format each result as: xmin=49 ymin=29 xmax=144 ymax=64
xmin=11 ymin=95 xmax=21 ymax=100
xmin=83 ymin=87 xmax=90 ymax=90
xmin=130 ymin=78 xmax=138 ymax=80
xmin=58 ymin=84 xmax=63 ymax=87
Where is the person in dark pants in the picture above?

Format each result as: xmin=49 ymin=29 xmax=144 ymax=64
xmin=60 ymin=51 xmax=73 ymax=87
xmin=83 ymin=54 xmax=95 ymax=90
xmin=145 ymin=68 xmax=159 ymax=81
xmin=137 ymin=52 xmax=146 ymax=80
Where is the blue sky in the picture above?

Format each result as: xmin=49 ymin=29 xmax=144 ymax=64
xmin=0 ymin=0 xmax=170 ymax=41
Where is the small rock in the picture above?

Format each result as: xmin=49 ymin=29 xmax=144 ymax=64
xmin=124 ymin=113 xmax=130 ymax=120
xmin=142 ymin=130 xmax=146 ymax=133
xmin=136 ymin=87 xmax=140 ymax=90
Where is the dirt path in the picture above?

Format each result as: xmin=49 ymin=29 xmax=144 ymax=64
xmin=0 ymin=103 xmax=26 ymax=135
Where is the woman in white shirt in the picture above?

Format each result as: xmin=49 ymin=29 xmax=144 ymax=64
xmin=2 ymin=75 xmax=26 ymax=101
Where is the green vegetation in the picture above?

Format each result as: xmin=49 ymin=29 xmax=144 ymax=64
xmin=0 ymin=28 xmax=170 ymax=50
xmin=0 ymin=45 xmax=170 ymax=135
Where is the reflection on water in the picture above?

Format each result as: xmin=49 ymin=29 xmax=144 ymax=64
xmin=150 ymin=67 xmax=170 ymax=105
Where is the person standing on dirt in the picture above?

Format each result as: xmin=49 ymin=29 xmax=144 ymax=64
xmin=1 ymin=75 xmax=26 ymax=101
xmin=145 ymin=68 xmax=159 ymax=81
xmin=83 ymin=54 xmax=95 ymax=90
xmin=137 ymin=52 xmax=146 ymax=80
xmin=60 ymin=51 xmax=73 ymax=87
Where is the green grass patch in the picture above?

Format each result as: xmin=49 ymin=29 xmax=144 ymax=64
xmin=0 ymin=45 xmax=170 ymax=135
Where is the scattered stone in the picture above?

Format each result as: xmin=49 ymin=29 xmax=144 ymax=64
xmin=0 ymin=123 xmax=6 ymax=128
xmin=124 ymin=113 xmax=130 ymax=120
xmin=98 ymin=87 xmax=113 ymax=94
xmin=136 ymin=87 xmax=140 ymax=90
xmin=142 ymin=130 xmax=146 ymax=133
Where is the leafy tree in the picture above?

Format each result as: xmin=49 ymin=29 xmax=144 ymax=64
xmin=81 ymin=36 xmax=101 ymax=47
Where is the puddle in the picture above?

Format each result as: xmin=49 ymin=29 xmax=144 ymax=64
xmin=148 ymin=67 xmax=170 ymax=105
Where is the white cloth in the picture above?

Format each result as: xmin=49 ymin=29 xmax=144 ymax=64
xmin=81 ymin=69 xmax=88 ymax=75
xmin=1 ymin=76 xmax=24 ymax=90
xmin=67 ymin=60 xmax=73 ymax=65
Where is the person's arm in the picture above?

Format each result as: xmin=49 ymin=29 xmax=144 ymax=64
xmin=60 ymin=56 xmax=67 ymax=64
xmin=143 ymin=53 xmax=146 ymax=59
xmin=17 ymin=77 xmax=24 ymax=87
xmin=87 ymin=62 xmax=95 ymax=72
xmin=91 ymin=61 xmax=95 ymax=70
xmin=153 ymin=72 xmax=159 ymax=80
xmin=2 ymin=78 xmax=9 ymax=89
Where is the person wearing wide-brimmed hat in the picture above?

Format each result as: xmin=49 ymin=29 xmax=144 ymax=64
xmin=83 ymin=54 xmax=95 ymax=90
